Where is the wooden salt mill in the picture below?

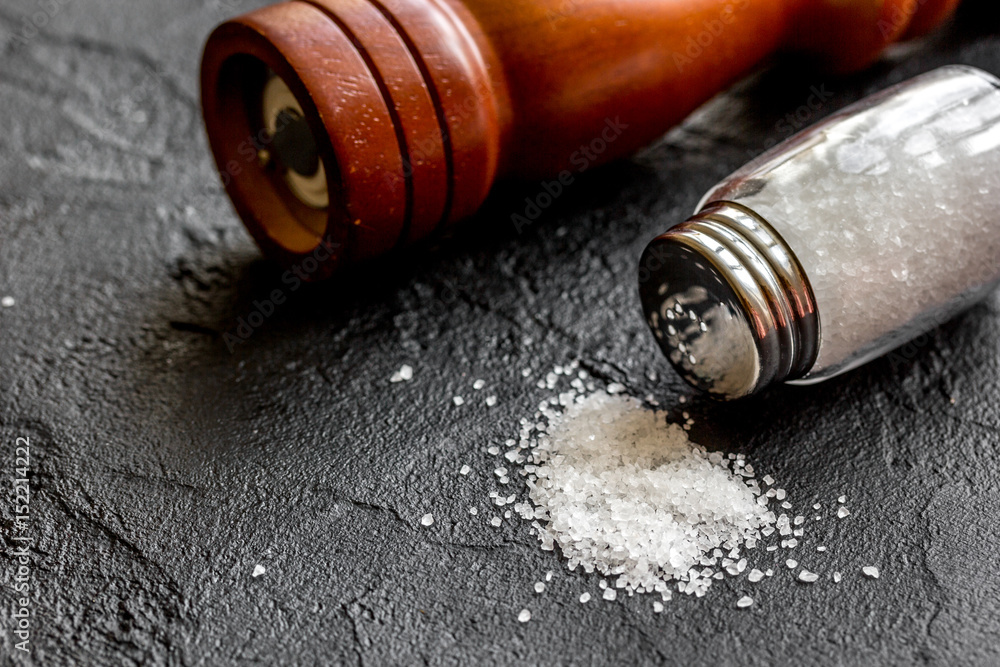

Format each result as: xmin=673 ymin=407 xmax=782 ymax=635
xmin=200 ymin=0 xmax=961 ymax=278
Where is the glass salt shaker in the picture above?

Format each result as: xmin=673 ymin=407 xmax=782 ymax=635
xmin=638 ymin=65 xmax=1000 ymax=399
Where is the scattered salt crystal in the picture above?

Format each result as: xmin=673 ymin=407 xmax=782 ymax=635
xmin=786 ymin=559 xmax=798 ymax=569
xmin=545 ymin=571 xmax=553 ymax=582
xmin=763 ymin=475 xmax=774 ymax=485
xmin=473 ymin=379 xmax=486 ymax=390
xmin=1 ymin=296 xmax=14 ymax=308
xmin=775 ymin=489 xmax=786 ymax=500
xmin=460 ymin=465 xmax=471 ymax=475
xmin=798 ymin=570 xmax=819 ymax=583
xmin=486 ymin=396 xmax=498 ymax=407
xmin=420 ymin=513 xmax=434 ymax=527
xmin=469 ymin=507 xmax=478 ymax=515
xmin=453 ymin=396 xmax=465 ymax=406
xmin=833 ymin=572 xmax=842 ymax=583
xmin=606 ymin=383 xmax=626 ymax=394
xmin=765 ymin=569 xmax=773 ymax=577
xmin=579 ymin=592 xmax=591 ymax=603
xmin=813 ymin=503 xmax=821 ymax=510
xmin=521 ymin=369 xmax=531 ymax=378
xmin=838 ymin=495 xmax=846 ymax=504
xmin=390 ymin=364 xmax=413 ymax=383
xmin=534 ymin=582 xmax=545 ymax=593
xmin=862 ymin=566 xmax=879 ymax=579
xmin=736 ymin=596 xmax=753 ymax=608
xmin=494 ymin=467 xmax=508 ymax=477
xmin=252 ymin=564 xmax=266 ymax=577
xmin=602 ymin=589 xmax=617 ymax=601
xmin=748 ymin=569 xmax=764 ymax=583
xmin=487 ymin=446 xmax=500 ymax=455
xmin=518 ymin=609 xmax=531 ymax=623
xmin=490 ymin=517 xmax=502 ymax=527
xmin=837 ymin=507 xmax=850 ymax=519
xmin=653 ymin=601 xmax=664 ymax=613
xmin=816 ymin=546 xmax=826 ymax=552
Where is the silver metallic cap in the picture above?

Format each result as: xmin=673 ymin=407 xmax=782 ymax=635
xmin=638 ymin=202 xmax=820 ymax=399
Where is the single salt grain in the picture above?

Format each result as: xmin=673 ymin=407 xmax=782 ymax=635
xmin=390 ymin=364 xmax=413 ymax=383
xmin=534 ymin=582 xmax=545 ymax=593
xmin=786 ymin=559 xmax=798 ymax=569
xmin=545 ymin=571 xmax=553 ymax=581
xmin=833 ymin=572 xmax=842 ymax=583
xmin=518 ymin=609 xmax=531 ymax=623
xmin=487 ymin=445 xmax=500 ymax=455
xmin=469 ymin=507 xmax=478 ymax=515
xmin=763 ymin=475 xmax=774 ymax=485
xmin=490 ymin=517 xmax=502 ymax=527
xmin=453 ymin=396 xmax=465 ymax=406
xmin=816 ymin=546 xmax=827 ymax=552
xmin=798 ymin=570 xmax=819 ymax=583
xmin=736 ymin=596 xmax=753 ymax=608
xmin=838 ymin=495 xmax=846 ymax=504
xmin=486 ymin=396 xmax=498 ymax=407
xmin=603 ymin=588 xmax=617 ymax=601
xmin=460 ymin=465 xmax=471 ymax=475
xmin=494 ymin=467 xmax=508 ymax=477
xmin=0 ymin=296 xmax=14 ymax=308
xmin=579 ymin=592 xmax=591 ymax=603
xmin=473 ymin=379 xmax=486 ymax=390
xmin=748 ymin=569 xmax=764 ymax=583
xmin=862 ymin=566 xmax=880 ymax=579
xmin=765 ymin=569 xmax=773 ymax=577
xmin=420 ymin=513 xmax=434 ymax=527
xmin=837 ymin=507 xmax=850 ymax=519
xmin=653 ymin=601 xmax=664 ymax=613
xmin=252 ymin=564 xmax=266 ymax=577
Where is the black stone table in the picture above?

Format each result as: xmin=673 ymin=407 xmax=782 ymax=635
xmin=2 ymin=2 xmax=999 ymax=664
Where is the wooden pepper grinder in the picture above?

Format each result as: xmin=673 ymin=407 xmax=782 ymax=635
xmin=200 ymin=0 xmax=960 ymax=278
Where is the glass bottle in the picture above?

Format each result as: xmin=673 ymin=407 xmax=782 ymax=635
xmin=639 ymin=65 xmax=1000 ymax=399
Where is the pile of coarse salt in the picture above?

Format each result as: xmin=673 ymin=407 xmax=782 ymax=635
xmin=511 ymin=387 xmax=775 ymax=599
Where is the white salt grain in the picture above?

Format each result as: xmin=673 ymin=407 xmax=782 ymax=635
xmin=460 ymin=465 xmax=471 ymax=475
xmin=420 ymin=513 xmax=434 ymax=527
xmin=603 ymin=589 xmax=617 ymax=601
xmin=473 ymin=379 xmax=486 ymax=390
xmin=490 ymin=517 xmax=502 ymax=527
xmin=518 ymin=391 xmax=779 ymax=598
xmin=786 ymin=559 xmax=798 ymax=569
xmin=252 ymin=564 xmax=266 ymax=577
xmin=579 ymin=592 xmax=591 ymax=603
xmin=1 ymin=296 xmax=14 ymax=308
xmin=816 ymin=546 xmax=826 ymax=552
xmin=798 ymin=570 xmax=819 ymax=583
xmin=833 ymin=572 xmax=842 ymax=583
xmin=390 ymin=364 xmax=413 ymax=383
xmin=837 ymin=507 xmax=850 ymax=519
xmin=653 ymin=601 xmax=664 ymax=613
xmin=518 ymin=609 xmax=531 ymax=623
xmin=736 ymin=596 xmax=753 ymax=608
xmin=534 ymin=582 xmax=545 ymax=593
xmin=862 ymin=566 xmax=880 ymax=579
xmin=453 ymin=396 xmax=465 ymax=406
xmin=469 ymin=507 xmax=478 ymax=515
xmin=838 ymin=495 xmax=846 ymax=504
xmin=748 ymin=569 xmax=764 ymax=583
xmin=486 ymin=396 xmax=498 ymax=407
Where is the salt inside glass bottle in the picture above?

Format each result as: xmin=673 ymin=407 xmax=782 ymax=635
xmin=639 ymin=66 xmax=1000 ymax=399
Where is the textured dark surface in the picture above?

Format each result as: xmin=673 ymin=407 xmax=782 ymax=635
xmin=1 ymin=2 xmax=1000 ymax=665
